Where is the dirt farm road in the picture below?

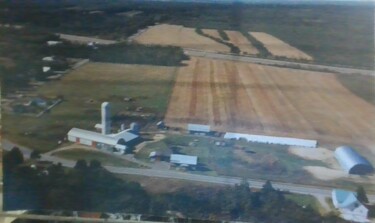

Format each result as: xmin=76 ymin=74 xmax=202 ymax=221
xmin=184 ymin=49 xmax=374 ymax=76
xmin=3 ymin=139 xmax=375 ymax=203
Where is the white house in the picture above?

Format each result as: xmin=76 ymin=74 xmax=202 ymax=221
xmin=332 ymin=189 xmax=369 ymax=223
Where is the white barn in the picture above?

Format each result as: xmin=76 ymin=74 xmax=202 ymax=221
xmin=224 ymin=132 xmax=317 ymax=148
xmin=170 ymin=154 xmax=198 ymax=167
xmin=67 ymin=128 xmax=139 ymax=152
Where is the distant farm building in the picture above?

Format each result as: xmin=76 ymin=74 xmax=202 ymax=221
xmin=42 ymin=56 xmax=55 ymax=62
xmin=332 ymin=189 xmax=369 ymax=222
xmin=187 ymin=124 xmax=211 ymax=135
xmin=224 ymin=132 xmax=317 ymax=148
xmin=47 ymin=41 xmax=62 ymax=46
xmin=170 ymin=154 xmax=198 ymax=168
xmin=334 ymin=146 xmax=373 ymax=175
xmin=43 ymin=66 xmax=51 ymax=73
xmin=67 ymin=102 xmax=140 ymax=153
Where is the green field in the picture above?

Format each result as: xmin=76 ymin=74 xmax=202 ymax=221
xmin=3 ymin=62 xmax=178 ymax=152
xmin=284 ymin=194 xmax=322 ymax=213
xmin=53 ymin=148 xmax=143 ymax=168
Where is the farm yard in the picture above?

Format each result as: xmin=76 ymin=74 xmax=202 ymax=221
xmin=133 ymin=24 xmax=230 ymax=53
xmin=250 ymin=32 xmax=313 ymax=61
xmin=165 ymin=57 xmax=375 ymax=155
xmin=2 ymin=62 xmax=178 ymax=152
xmin=135 ymin=134 xmax=326 ymax=184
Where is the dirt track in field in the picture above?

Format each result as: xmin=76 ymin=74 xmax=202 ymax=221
xmin=165 ymin=57 xmax=375 ymax=147
xmin=133 ymin=24 xmax=230 ymax=53
xmin=250 ymin=32 xmax=313 ymax=60
xmin=225 ymin=30 xmax=259 ymax=55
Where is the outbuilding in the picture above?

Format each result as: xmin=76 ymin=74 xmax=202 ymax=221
xmin=187 ymin=124 xmax=211 ymax=135
xmin=334 ymin=146 xmax=373 ymax=175
xmin=67 ymin=128 xmax=125 ymax=149
xmin=170 ymin=154 xmax=198 ymax=167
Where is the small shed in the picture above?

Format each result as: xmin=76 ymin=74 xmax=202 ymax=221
xmin=334 ymin=146 xmax=373 ymax=175
xmin=187 ymin=124 xmax=211 ymax=135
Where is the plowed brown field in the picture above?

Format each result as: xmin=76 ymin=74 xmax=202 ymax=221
xmin=134 ymin=24 xmax=230 ymax=53
xmin=165 ymin=57 xmax=375 ymax=148
xmin=250 ymin=32 xmax=313 ymax=60
xmin=225 ymin=30 xmax=259 ymax=55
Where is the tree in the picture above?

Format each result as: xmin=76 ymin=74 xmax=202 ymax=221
xmin=356 ymin=186 xmax=369 ymax=203
xmin=74 ymin=159 xmax=88 ymax=171
xmin=261 ymin=180 xmax=275 ymax=193
xmin=3 ymin=147 xmax=24 ymax=173
xmin=89 ymin=159 xmax=102 ymax=169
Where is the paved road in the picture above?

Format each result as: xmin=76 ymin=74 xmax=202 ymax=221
xmin=40 ymin=155 xmax=375 ymax=203
xmin=184 ymin=49 xmax=375 ymax=76
xmin=3 ymin=139 xmax=375 ymax=203
xmin=0 ymin=212 xmax=159 ymax=223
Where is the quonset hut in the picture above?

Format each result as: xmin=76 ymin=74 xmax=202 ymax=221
xmin=334 ymin=146 xmax=374 ymax=175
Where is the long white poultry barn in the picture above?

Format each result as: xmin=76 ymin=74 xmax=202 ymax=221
xmin=223 ymin=132 xmax=317 ymax=148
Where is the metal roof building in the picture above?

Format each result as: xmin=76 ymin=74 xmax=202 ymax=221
xmin=67 ymin=128 xmax=139 ymax=152
xmin=224 ymin=132 xmax=317 ymax=148
xmin=170 ymin=154 xmax=198 ymax=166
xmin=187 ymin=124 xmax=210 ymax=133
xmin=334 ymin=146 xmax=373 ymax=175
xmin=68 ymin=128 xmax=121 ymax=146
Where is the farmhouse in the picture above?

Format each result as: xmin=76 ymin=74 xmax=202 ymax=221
xmin=187 ymin=124 xmax=211 ymax=135
xmin=334 ymin=146 xmax=373 ymax=175
xmin=332 ymin=189 xmax=369 ymax=222
xmin=170 ymin=154 xmax=198 ymax=168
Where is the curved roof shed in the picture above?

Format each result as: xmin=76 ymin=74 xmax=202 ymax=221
xmin=334 ymin=146 xmax=373 ymax=175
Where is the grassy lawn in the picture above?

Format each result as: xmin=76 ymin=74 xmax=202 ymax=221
xmin=284 ymin=194 xmax=321 ymax=212
xmin=2 ymin=62 xmax=178 ymax=152
xmin=53 ymin=149 xmax=142 ymax=168
xmin=136 ymin=134 xmax=326 ymax=181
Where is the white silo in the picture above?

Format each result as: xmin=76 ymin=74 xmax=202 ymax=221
xmin=101 ymin=102 xmax=111 ymax=135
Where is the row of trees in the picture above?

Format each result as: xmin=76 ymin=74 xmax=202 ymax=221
xmin=195 ymin=28 xmax=240 ymax=54
xmin=4 ymin=147 xmax=352 ymax=222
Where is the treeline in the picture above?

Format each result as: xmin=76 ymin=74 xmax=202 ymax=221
xmin=195 ymin=28 xmax=240 ymax=54
xmin=4 ymin=147 xmax=348 ymax=223
xmin=43 ymin=42 xmax=189 ymax=66
xmin=242 ymin=31 xmax=271 ymax=57
xmin=0 ymin=1 xmax=166 ymax=40
xmin=91 ymin=44 xmax=189 ymax=66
